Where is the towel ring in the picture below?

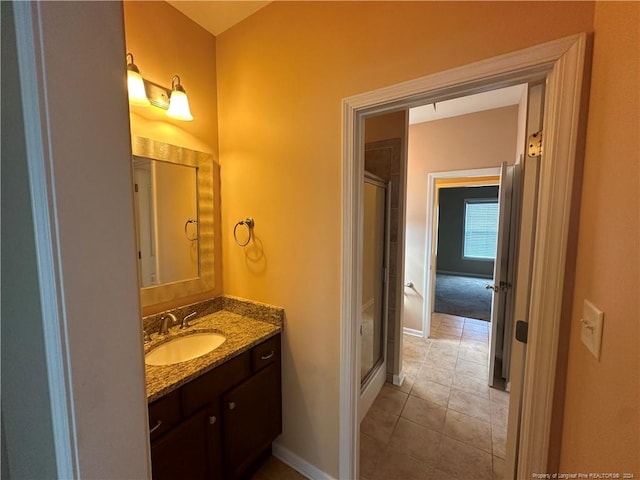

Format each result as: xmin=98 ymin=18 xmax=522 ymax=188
xmin=233 ymin=217 xmax=254 ymax=246
xmin=184 ymin=218 xmax=198 ymax=241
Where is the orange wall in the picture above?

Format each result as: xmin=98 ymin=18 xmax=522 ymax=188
xmin=123 ymin=1 xmax=222 ymax=312
xmin=559 ymin=1 xmax=639 ymax=473
xmin=123 ymin=1 xmax=218 ymax=153
xmin=405 ymin=106 xmax=519 ymax=332
xmin=216 ymin=2 xmax=593 ymax=474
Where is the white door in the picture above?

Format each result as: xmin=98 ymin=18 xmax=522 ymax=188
xmin=501 ymin=159 xmax=523 ymax=383
xmin=488 ymin=161 xmax=514 ymax=387
xmin=487 ymin=159 xmax=523 ymax=388
xmin=133 ymin=159 xmax=158 ymax=286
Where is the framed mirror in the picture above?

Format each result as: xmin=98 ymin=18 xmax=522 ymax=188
xmin=132 ymin=136 xmax=214 ymax=307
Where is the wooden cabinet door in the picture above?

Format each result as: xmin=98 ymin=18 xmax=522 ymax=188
xmin=207 ymin=399 xmax=223 ymax=480
xmin=151 ymin=407 xmax=210 ymax=480
xmin=222 ymin=364 xmax=282 ymax=479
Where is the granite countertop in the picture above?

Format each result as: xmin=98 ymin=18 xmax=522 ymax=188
xmin=144 ymin=298 xmax=283 ymax=402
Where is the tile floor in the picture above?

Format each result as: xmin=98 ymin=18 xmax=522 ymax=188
xmin=360 ymin=312 xmax=509 ymax=480
xmin=250 ymin=454 xmax=306 ymax=480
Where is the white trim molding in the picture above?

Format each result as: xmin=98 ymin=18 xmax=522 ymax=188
xmin=12 ymin=3 xmax=78 ymax=477
xmin=392 ymin=373 xmax=406 ymax=387
xmin=422 ymin=167 xmax=501 ymax=340
xmin=340 ymin=33 xmax=587 ymax=479
xmin=403 ymin=327 xmax=424 ymax=338
xmin=273 ymin=442 xmax=336 ymax=480
xmin=517 ymin=33 xmax=587 ymax=475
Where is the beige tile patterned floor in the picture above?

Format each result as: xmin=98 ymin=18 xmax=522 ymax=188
xmin=250 ymin=454 xmax=307 ymax=480
xmin=360 ymin=313 xmax=509 ymax=480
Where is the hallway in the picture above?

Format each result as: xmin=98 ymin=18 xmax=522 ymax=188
xmin=360 ymin=313 xmax=508 ymax=480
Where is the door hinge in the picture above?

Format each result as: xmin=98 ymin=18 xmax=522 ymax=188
xmin=134 ymin=183 xmax=139 ymax=193
xmin=515 ymin=320 xmax=528 ymax=344
xmin=138 ymin=251 xmax=141 ymax=259
xmin=527 ymin=131 xmax=543 ymax=157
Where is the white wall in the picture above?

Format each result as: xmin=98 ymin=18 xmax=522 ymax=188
xmin=3 ymin=2 xmax=149 ymax=477
xmin=1 ymin=3 xmax=58 ymax=476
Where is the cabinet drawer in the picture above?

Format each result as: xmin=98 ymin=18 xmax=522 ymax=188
xmin=251 ymin=334 xmax=281 ymax=372
xmin=181 ymin=351 xmax=251 ymax=418
xmin=148 ymin=389 xmax=181 ymax=441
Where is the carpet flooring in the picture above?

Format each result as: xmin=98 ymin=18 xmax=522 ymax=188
xmin=434 ymin=273 xmax=493 ymax=321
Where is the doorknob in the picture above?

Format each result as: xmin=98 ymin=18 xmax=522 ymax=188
xmin=486 ymin=282 xmax=511 ymax=293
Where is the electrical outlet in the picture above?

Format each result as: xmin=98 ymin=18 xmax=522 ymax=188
xmin=580 ymin=299 xmax=604 ymax=360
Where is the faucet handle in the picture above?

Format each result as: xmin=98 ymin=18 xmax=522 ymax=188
xmin=180 ymin=311 xmax=197 ymax=329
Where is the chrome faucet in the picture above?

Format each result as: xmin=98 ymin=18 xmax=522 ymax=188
xmin=158 ymin=313 xmax=177 ymax=336
xmin=180 ymin=311 xmax=197 ymax=329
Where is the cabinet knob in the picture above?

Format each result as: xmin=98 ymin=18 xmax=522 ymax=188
xmin=228 ymin=402 xmax=236 ymax=410
xmin=209 ymin=415 xmax=217 ymax=425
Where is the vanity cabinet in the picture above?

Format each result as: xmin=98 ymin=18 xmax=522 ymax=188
xmin=150 ymin=405 xmax=218 ymax=480
xmin=148 ymin=334 xmax=281 ymax=480
xmin=223 ymin=335 xmax=282 ymax=478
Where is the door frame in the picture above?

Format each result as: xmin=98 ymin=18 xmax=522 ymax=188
xmin=340 ymin=33 xmax=587 ymax=478
xmin=422 ymin=167 xmax=501 ymax=340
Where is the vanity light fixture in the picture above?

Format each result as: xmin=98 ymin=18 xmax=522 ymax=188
xmin=126 ymin=53 xmax=150 ymax=106
xmin=125 ymin=54 xmax=194 ymax=122
xmin=166 ymin=75 xmax=194 ymax=121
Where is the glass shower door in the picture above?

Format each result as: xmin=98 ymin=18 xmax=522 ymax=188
xmin=361 ymin=176 xmax=388 ymax=386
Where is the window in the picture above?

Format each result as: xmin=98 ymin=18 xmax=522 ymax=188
xmin=463 ymin=199 xmax=499 ymax=260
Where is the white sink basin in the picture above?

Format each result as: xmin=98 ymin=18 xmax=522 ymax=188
xmin=145 ymin=332 xmax=226 ymax=366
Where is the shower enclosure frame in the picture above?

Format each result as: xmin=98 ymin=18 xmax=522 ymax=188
xmin=359 ymin=172 xmax=391 ymax=419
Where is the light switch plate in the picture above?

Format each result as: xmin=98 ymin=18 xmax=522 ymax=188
xmin=581 ymin=299 xmax=604 ymax=360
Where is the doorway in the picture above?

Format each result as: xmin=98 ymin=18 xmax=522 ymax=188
xmin=360 ymin=99 xmax=522 ymax=477
xmin=432 ymin=179 xmax=501 ymax=325
xmin=421 ymin=166 xmax=523 ymax=393
xmin=341 ymin=34 xmax=587 ymax=479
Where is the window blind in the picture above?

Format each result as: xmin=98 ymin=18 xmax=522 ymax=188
xmin=464 ymin=200 xmax=499 ymax=260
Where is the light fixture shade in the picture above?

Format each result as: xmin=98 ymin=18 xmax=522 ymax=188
xmin=167 ymin=75 xmax=194 ymax=121
xmin=126 ymin=53 xmax=150 ymax=106
xmin=127 ymin=69 xmax=150 ymax=106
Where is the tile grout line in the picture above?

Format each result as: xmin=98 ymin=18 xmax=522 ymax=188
xmin=361 ymin=314 xmax=507 ymax=480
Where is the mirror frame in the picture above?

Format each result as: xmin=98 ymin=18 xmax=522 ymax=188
xmin=132 ymin=136 xmax=214 ymax=307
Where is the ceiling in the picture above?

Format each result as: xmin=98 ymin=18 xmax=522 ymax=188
xmin=166 ymin=1 xmax=271 ymax=36
xmin=409 ymin=84 xmax=526 ymax=125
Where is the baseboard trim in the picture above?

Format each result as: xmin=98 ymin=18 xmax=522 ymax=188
xmin=403 ymin=327 xmax=423 ymax=337
xmin=436 ymin=270 xmax=493 ymax=279
xmin=392 ymin=372 xmax=405 ymax=387
xmin=272 ymin=442 xmax=337 ymax=480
